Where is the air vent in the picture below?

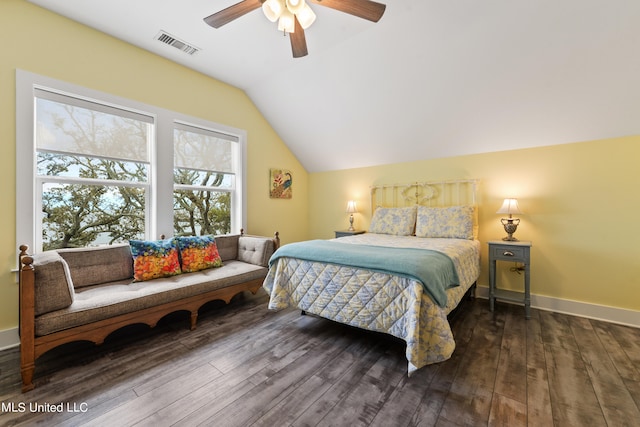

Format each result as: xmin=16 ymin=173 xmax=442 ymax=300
xmin=154 ymin=31 xmax=200 ymax=55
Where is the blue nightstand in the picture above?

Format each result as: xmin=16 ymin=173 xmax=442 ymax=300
xmin=488 ymin=240 xmax=532 ymax=319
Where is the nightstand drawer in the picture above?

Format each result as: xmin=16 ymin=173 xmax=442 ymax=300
xmin=490 ymin=245 xmax=527 ymax=261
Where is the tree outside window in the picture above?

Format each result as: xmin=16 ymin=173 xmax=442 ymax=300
xmin=35 ymin=91 xmax=235 ymax=250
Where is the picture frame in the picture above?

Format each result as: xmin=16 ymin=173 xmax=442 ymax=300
xmin=269 ymin=168 xmax=292 ymax=199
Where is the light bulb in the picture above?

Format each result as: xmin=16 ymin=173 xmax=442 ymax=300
xmin=286 ymin=0 xmax=305 ymax=15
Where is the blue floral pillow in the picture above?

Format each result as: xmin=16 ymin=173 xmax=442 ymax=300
xmin=129 ymin=238 xmax=182 ymax=282
xmin=368 ymin=207 xmax=417 ymax=236
xmin=415 ymin=206 xmax=475 ymax=239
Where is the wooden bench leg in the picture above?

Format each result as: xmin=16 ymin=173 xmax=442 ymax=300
xmin=190 ymin=311 xmax=198 ymax=330
xmin=21 ymin=363 xmax=35 ymax=392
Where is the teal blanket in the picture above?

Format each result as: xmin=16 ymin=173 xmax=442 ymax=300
xmin=269 ymin=240 xmax=459 ymax=307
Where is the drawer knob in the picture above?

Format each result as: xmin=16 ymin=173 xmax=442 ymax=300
xmin=503 ymin=251 xmax=514 ymax=257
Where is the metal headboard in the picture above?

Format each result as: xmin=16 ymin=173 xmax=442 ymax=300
xmin=370 ymin=179 xmax=479 ymax=212
xmin=370 ymin=179 xmax=480 ymax=238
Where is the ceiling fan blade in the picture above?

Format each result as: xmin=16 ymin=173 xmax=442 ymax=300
xmin=203 ymin=0 xmax=264 ymax=29
xmin=308 ymin=0 xmax=386 ymax=22
xmin=290 ymin=17 xmax=308 ymax=58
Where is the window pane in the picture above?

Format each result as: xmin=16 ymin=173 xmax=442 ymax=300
xmin=41 ymin=183 xmax=145 ymax=250
xmin=36 ymin=97 xmax=150 ymax=163
xmin=37 ymin=152 xmax=148 ymax=182
xmin=173 ymin=190 xmax=230 ymax=237
xmin=174 ymin=127 xmax=234 ymax=174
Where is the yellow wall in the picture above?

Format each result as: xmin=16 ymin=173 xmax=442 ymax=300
xmin=2 ymin=1 xmax=637 ymax=334
xmin=0 ymin=0 xmax=309 ymax=331
xmin=309 ymin=136 xmax=640 ymax=312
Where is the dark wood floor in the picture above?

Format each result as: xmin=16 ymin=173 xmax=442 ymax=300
xmin=1 ymin=293 xmax=639 ymax=426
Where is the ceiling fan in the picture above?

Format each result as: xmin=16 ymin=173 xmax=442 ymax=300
xmin=204 ymin=0 xmax=386 ymax=58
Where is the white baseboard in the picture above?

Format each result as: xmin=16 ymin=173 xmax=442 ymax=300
xmin=0 ymin=327 xmax=19 ymax=351
xmin=475 ymin=286 xmax=640 ymax=328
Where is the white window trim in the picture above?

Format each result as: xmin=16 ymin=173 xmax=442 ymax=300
xmin=16 ymin=69 xmax=246 ymax=254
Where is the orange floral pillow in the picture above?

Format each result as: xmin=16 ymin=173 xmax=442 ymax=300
xmin=176 ymin=235 xmax=222 ymax=273
xmin=129 ymin=238 xmax=182 ymax=282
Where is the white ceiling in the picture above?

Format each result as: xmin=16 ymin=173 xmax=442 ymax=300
xmin=28 ymin=0 xmax=640 ymax=172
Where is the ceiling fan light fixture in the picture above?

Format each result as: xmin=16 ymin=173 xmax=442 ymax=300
xmin=262 ymin=0 xmax=285 ymax=22
xmin=278 ymin=8 xmax=296 ymax=33
xmin=296 ymin=4 xmax=316 ymax=29
xmin=204 ymin=0 xmax=387 ymax=58
xmin=285 ymin=0 xmax=306 ymax=14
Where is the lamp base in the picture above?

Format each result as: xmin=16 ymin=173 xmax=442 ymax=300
xmin=501 ymin=218 xmax=520 ymax=242
xmin=348 ymin=214 xmax=354 ymax=231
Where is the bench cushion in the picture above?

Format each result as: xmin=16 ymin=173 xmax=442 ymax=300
xmin=238 ymin=236 xmax=275 ymax=267
xmin=35 ymin=260 xmax=267 ymax=336
xmin=32 ymin=252 xmax=75 ymax=316
xmin=215 ymin=234 xmax=239 ymax=261
xmin=57 ymin=244 xmax=134 ymax=289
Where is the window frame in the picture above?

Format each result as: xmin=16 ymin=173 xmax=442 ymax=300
xmin=16 ymin=70 xmax=246 ymax=253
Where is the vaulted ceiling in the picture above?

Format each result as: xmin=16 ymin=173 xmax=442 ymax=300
xmin=28 ymin=0 xmax=640 ymax=172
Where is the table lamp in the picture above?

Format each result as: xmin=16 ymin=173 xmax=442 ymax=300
xmin=497 ymin=198 xmax=522 ymax=241
xmin=346 ymin=200 xmax=357 ymax=231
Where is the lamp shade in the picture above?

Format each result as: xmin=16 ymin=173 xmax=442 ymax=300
xmin=346 ymin=200 xmax=358 ymax=213
xmin=296 ymin=4 xmax=316 ymax=29
xmin=278 ymin=8 xmax=295 ymax=33
xmin=496 ymin=198 xmax=522 ymax=216
xmin=262 ymin=0 xmax=284 ymax=22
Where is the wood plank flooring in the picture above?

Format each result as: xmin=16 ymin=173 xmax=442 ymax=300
xmin=0 ymin=294 xmax=639 ymax=426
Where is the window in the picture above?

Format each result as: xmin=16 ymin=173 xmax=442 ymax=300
xmin=35 ymin=89 xmax=152 ymax=250
xmin=173 ymin=123 xmax=239 ymax=237
xmin=16 ymin=70 xmax=246 ymax=253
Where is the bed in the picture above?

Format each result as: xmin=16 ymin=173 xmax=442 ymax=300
xmin=263 ymin=180 xmax=481 ymax=374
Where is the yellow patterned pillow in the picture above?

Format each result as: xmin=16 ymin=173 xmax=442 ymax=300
xmin=176 ymin=235 xmax=223 ymax=273
xmin=415 ymin=206 xmax=475 ymax=239
xmin=368 ymin=207 xmax=417 ymax=236
xmin=129 ymin=238 xmax=182 ymax=282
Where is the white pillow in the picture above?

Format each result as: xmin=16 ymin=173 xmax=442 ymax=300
xmin=415 ymin=206 xmax=475 ymax=239
xmin=368 ymin=206 xmax=417 ymax=236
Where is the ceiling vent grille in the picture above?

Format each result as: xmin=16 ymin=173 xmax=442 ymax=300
xmin=154 ymin=31 xmax=199 ymax=55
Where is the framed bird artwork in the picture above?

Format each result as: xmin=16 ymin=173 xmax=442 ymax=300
xmin=270 ymin=168 xmax=293 ymax=199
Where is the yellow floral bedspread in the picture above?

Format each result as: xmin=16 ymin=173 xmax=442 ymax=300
xmin=262 ymin=234 xmax=481 ymax=374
